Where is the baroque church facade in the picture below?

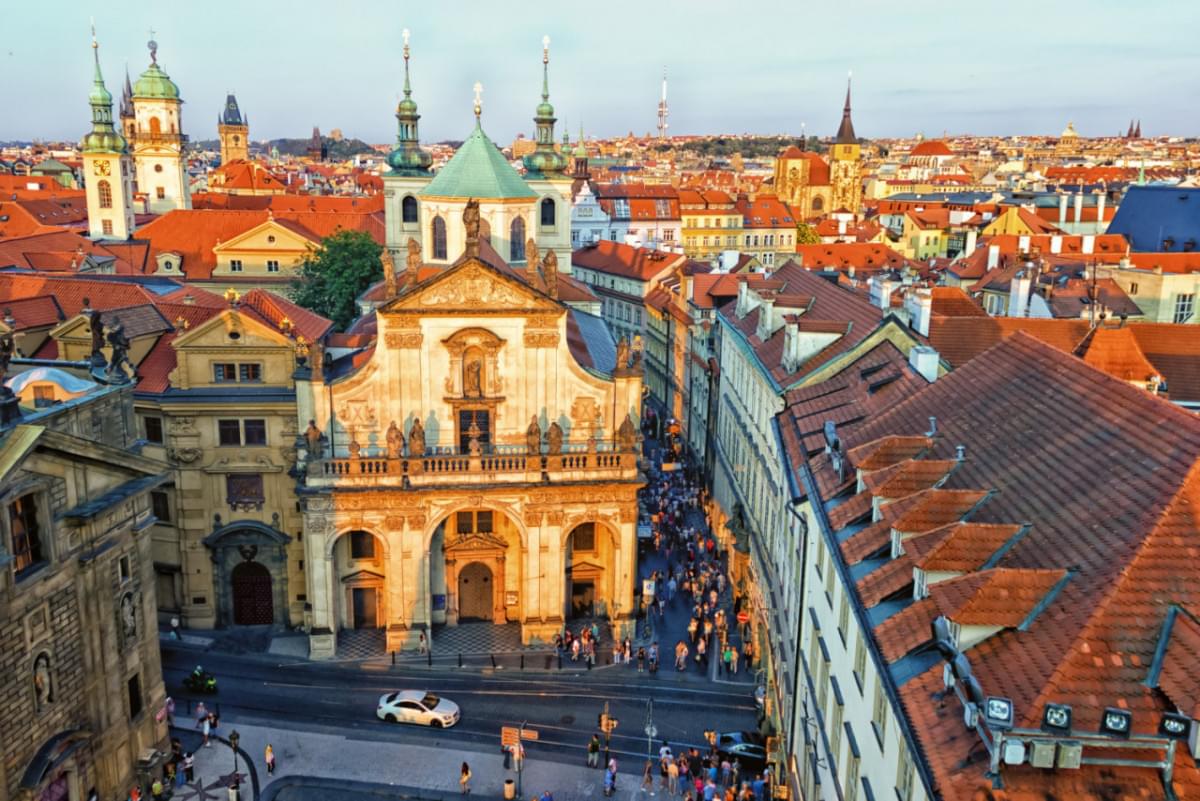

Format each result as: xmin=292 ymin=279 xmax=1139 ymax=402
xmin=772 ymin=80 xmax=863 ymax=218
xmin=296 ymin=36 xmax=642 ymax=656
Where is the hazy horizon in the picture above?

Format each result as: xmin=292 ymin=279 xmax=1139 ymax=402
xmin=4 ymin=0 xmax=1198 ymax=145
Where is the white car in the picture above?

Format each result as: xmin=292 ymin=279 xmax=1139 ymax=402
xmin=377 ymin=690 xmax=461 ymax=728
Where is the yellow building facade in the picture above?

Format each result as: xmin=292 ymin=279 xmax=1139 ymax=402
xmin=680 ymin=190 xmax=742 ymax=261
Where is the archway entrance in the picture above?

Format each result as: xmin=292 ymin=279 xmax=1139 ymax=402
xmin=231 ymin=561 xmax=273 ymax=625
xmin=565 ymin=522 xmax=613 ymax=620
xmin=458 ymin=562 xmax=494 ymax=621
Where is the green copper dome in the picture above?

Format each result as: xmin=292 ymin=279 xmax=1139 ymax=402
xmin=420 ymin=123 xmax=535 ymax=199
xmin=387 ymin=36 xmax=431 ymax=175
xmin=90 ymin=79 xmax=112 ymax=107
xmin=522 ymin=39 xmax=567 ymax=177
xmin=133 ymin=62 xmax=181 ymax=100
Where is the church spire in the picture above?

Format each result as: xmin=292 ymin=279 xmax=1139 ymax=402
xmin=386 ymin=28 xmax=431 ymax=174
xmin=82 ymin=25 xmax=125 ymax=154
xmin=523 ymin=34 xmax=567 ymax=176
xmin=835 ymin=71 xmax=857 ymax=144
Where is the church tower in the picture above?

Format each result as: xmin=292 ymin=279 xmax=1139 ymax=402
xmin=829 ymin=75 xmax=863 ymax=214
xmin=218 ymin=93 xmax=249 ymax=164
xmin=131 ymin=37 xmax=191 ymax=212
xmin=521 ymin=36 xmax=574 ymax=272
xmin=383 ymin=28 xmax=434 ymax=264
xmin=82 ymin=28 xmax=135 ymax=240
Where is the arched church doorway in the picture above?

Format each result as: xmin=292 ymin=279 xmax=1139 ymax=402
xmin=565 ymin=522 xmax=613 ymax=620
xmin=231 ymin=561 xmax=273 ymax=625
xmin=332 ymin=529 xmax=386 ymax=630
xmin=457 ymin=562 xmax=493 ymax=621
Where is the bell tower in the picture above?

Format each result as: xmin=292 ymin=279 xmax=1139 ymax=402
xmin=218 ymin=93 xmax=249 ymax=164
xmin=829 ymin=74 xmax=863 ymax=214
xmin=82 ymin=27 xmax=135 ymax=240
xmin=131 ymin=35 xmax=191 ymax=212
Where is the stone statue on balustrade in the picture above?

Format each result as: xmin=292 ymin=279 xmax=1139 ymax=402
xmin=386 ymin=420 xmax=405 ymax=459
xmin=617 ymin=413 xmax=638 ymax=453
xmin=408 ymin=417 xmax=426 ymax=457
xmin=547 ymin=421 xmax=564 ymax=455
xmin=526 ymin=416 xmax=542 ymax=455
xmin=305 ymin=420 xmax=324 ymax=458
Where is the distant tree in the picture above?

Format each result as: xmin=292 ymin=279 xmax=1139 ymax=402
xmin=795 ymin=222 xmax=821 ymax=245
xmin=289 ymin=229 xmax=381 ymax=331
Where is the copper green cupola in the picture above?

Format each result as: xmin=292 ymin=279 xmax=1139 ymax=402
xmin=522 ymin=35 xmax=568 ymax=177
xmin=81 ymin=27 xmax=127 ymax=154
xmin=387 ymin=28 xmax=432 ymax=175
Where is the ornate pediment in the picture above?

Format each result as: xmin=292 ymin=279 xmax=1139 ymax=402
xmin=381 ymin=258 xmax=561 ymax=315
xmin=445 ymin=530 xmax=509 ymax=555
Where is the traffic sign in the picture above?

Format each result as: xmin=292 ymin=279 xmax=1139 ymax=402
xmin=645 ymin=724 xmax=657 ymax=738
xmin=501 ymin=726 xmax=520 ymax=746
xmin=736 ymin=611 xmax=750 ymax=624
xmin=521 ymin=728 xmax=539 ymax=741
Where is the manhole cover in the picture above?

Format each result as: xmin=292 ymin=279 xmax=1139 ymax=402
xmin=561 ymin=714 xmax=575 ymax=725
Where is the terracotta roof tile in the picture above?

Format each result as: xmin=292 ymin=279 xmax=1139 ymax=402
xmin=826 ymin=490 xmax=872 ymax=530
xmin=908 ymin=522 xmax=1023 ymax=573
xmin=848 ymin=435 xmax=932 ymax=471
xmin=892 ymin=489 xmax=988 ymax=534
xmin=571 ymin=240 xmax=685 ymax=281
xmin=0 ymin=295 xmax=65 ymax=329
xmin=857 ymin=556 xmax=916 ymax=607
xmin=1158 ymin=609 xmax=1200 ymax=719
xmin=863 ymin=459 xmax=958 ymax=499
xmin=929 ymin=286 xmax=986 ymax=318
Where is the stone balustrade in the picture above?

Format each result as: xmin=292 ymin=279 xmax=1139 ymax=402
xmin=308 ymin=448 xmax=639 ymax=488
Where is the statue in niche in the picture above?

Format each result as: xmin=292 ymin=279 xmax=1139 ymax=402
xmin=617 ymin=413 xmax=638 ymax=453
xmin=526 ymin=416 xmax=542 ymax=455
xmin=33 ymin=653 xmax=52 ymax=707
xmin=526 ymin=238 xmax=539 ymax=271
xmin=386 ymin=421 xmax=405 ymax=459
xmin=305 ymin=419 xmax=324 ymax=458
xmin=463 ymin=198 xmax=481 ymax=256
xmin=88 ymin=309 xmax=105 ymax=359
xmin=121 ymin=592 xmax=136 ymax=640
xmin=464 ymin=356 xmax=483 ymax=397
xmin=408 ymin=417 xmax=426 ymax=457
xmin=547 ymin=421 xmax=564 ymax=455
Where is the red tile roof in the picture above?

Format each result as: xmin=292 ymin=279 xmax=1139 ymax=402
xmin=794 ymin=243 xmax=915 ymax=272
xmin=929 ymin=286 xmax=986 ymax=317
xmin=0 ymin=273 xmax=179 ymax=316
xmin=571 ymin=240 xmax=685 ymax=282
xmin=0 ymin=230 xmax=150 ymax=274
xmin=909 ymin=140 xmax=954 ymax=157
xmin=775 ymin=150 xmax=830 ymax=186
xmin=1157 ymin=609 xmax=1200 ymax=719
xmin=0 ymin=295 xmax=65 ymax=330
xmin=734 ymin=195 xmax=794 ymax=229
xmin=813 ymin=333 xmax=1200 ymax=799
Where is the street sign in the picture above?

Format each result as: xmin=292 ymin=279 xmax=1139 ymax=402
xmin=501 ymin=726 xmax=520 ymax=746
xmin=643 ymin=579 xmax=656 ymax=596
xmin=645 ymin=724 xmax=657 ymax=738
xmin=737 ymin=611 xmax=750 ymax=624
xmin=521 ymin=728 xmax=539 ymax=741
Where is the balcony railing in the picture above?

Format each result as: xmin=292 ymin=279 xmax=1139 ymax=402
xmin=309 ymin=448 xmax=638 ymax=487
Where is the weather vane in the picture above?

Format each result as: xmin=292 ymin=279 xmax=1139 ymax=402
xmin=147 ymin=27 xmax=158 ymax=64
xmin=402 ymin=27 xmax=410 ymax=62
xmin=542 ymin=35 xmax=550 ymax=64
xmin=473 ymin=81 xmax=483 ymax=119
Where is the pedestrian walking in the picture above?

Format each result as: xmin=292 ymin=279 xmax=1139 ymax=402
xmin=642 ymin=759 xmax=655 ymax=794
xmin=194 ymin=701 xmax=208 ymax=728
xmin=668 ymin=759 xmax=680 ymax=796
xmin=165 ymin=696 xmax=175 ymax=726
xmin=201 ymin=714 xmax=211 ymax=747
xmin=588 ymin=734 xmax=602 ymax=768
xmin=265 ymin=744 xmax=275 ymax=775
xmin=637 ymin=646 xmax=647 ymax=673
xmin=183 ymin=752 xmax=195 ymax=783
xmin=729 ymin=645 xmax=739 ymax=675
xmin=460 ymin=762 xmax=472 ymax=794
xmin=418 ymin=631 xmax=428 ymax=654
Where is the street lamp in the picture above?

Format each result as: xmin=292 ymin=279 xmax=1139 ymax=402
xmin=229 ymin=729 xmax=240 ymax=776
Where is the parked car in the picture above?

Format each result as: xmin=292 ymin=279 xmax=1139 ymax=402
xmin=717 ymin=730 xmax=767 ymax=773
xmin=377 ymin=690 xmax=460 ymax=727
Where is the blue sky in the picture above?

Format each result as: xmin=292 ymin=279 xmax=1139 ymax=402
xmin=4 ymin=0 xmax=1197 ymax=144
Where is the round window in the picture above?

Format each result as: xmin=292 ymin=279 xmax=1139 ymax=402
xmin=229 ymin=331 xmax=241 ymax=340
xmin=154 ymin=164 xmax=163 ymax=173
xmin=267 ymin=235 xmax=276 ymax=243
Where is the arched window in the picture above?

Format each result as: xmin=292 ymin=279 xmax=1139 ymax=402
xmin=811 ymin=196 xmax=824 ymax=212
xmin=431 ymin=215 xmax=447 ymax=259
xmin=540 ymin=197 xmax=556 ymax=227
xmin=402 ymin=195 xmax=418 ymax=224
xmin=148 ymin=116 xmax=162 ymax=135
xmin=510 ymin=217 xmax=526 ymax=261
xmin=97 ymin=179 xmax=112 ymax=209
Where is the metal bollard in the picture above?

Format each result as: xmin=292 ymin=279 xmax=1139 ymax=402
xmin=391 ymin=650 xmax=396 ymax=666
xmin=428 ymin=649 xmax=433 ymax=667
xmin=458 ymin=652 xmax=464 ymax=668
xmin=490 ymin=654 xmax=497 ymax=669
xmin=558 ymin=653 xmax=563 ymax=670
xmin=520 ymin=654 xmax=525 ymax=670
xmin=545 ymin=655 xmax=553 ymax=670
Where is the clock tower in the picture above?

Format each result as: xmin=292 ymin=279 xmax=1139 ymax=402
xmin=829 ymin=75 xmax=863 ymax=214
xmin=82 ymin=29 xmax=135 ymax=240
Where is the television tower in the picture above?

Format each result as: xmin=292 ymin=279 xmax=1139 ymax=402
xmin=657 ymin=68 xmax=669 ymax=140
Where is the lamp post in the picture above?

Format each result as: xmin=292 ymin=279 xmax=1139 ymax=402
xmin=229 ymin=729 xmax=240 ymax=777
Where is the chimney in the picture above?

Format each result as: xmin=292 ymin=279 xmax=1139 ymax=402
xmin=782 ymin=320 xmax=800 ymax=373
xmin=1058 ymin=194 xmax=1068 ymax=225
xmin=986 ymin=244 xmax=1000 ymax=271
xmin=869 ymin=278 xmax=894 ymax=310
xmin=756 ymin=295 xmax=776 ymax=341
xmin=908 ymin=344 xmax=940 ymax=382
xmin=1074 ymin=191 xmax=1084 ymax=224
xmin=1082 ymin=234 xmax=1095 ymax=255
xmin=964 ymin=229 xmax=978 ymax=257
xmin=1096 ymin=192 xmax=1106 ymax=224
xmin=1009 ymin=267 xmax=1033 ymax=318
xmin=1018 ymin=234 xmax=1031 ymax=253
xmin=1050 ymin=235 xmax=1062 ymax=254
xmin=905 ymin=288 xmax=932 ymax=336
